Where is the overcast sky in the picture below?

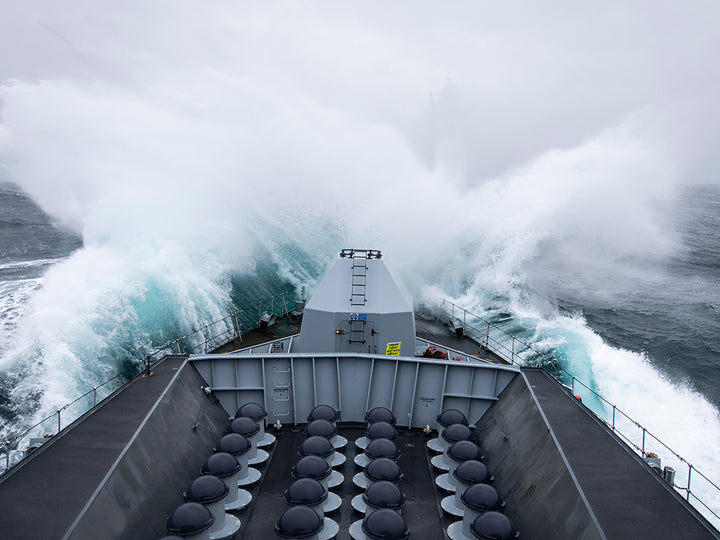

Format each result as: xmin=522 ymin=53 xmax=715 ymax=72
xmin=3 ymin=1 xmax=719 ymax=181
xmin=1 ymin=1 xmax=718 ymax=274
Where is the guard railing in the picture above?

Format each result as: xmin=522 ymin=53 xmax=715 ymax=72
xmin=439 ymin=299 xmax=720 ymax=527
xmin=1 ymin=291 xmax=294 ymax=474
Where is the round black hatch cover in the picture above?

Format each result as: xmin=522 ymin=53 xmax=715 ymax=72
xmin=165 ymin=502 xmax=214 ymax=535
xmin=284 ymin=478 xmax=328 ymax=506
xmin=292 ymin=455 xmax=331 ymax=480
xmin=441 ymin=423 xmax=476 ymax=444
xmin=304 ymin=419 xmax=337 ymax=439
xmin=229 ymin=416 xmax=260 ymax=437
xmin=436 ymin=409 xmax=468 ymax=427
xmin=362 ymin=480 xmax=406 ymax=510
xmin=366 ymin=407 xmax=397 ymax=425
xmin=462 ymin=483 xmax=502 ymax=512
xmin=184 ymin=475 xmax=228 ymax=504
xmin=447 ymin=440 xmax=484 ymax=463
xmin=470 ymin=511 xmax=518 ymax=540
xmin=361 ymin=508 xmax=410 ymax=540
xmin=217 ymin=433 xmax=251 ymax=456
xmin=365 ymin=458 xmax=403 ymax=483
xmin=275 ymin=505 xmax=324 ymax=539
xmin=365 ymin=438 xmax=401 ymax=461
xmin=201 ymin=452 xmax=242 ymax=478
xmin=298 ymin=435 xmax=334 ymax=458
xmin=366 ymin=421 xmax=398 ymax=441
xmin=454 ymin=460 xmax=492 ymax=486
xmin=235 ymin=402 xmax=267 ymax=421
xmin=307 ymin=404 xmax=340 ymax=422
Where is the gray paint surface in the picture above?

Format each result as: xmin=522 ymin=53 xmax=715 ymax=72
xmin=522 ymin=368 xmax=718 ymax=540
xmin=66 ymin=361 xmax=229 ymax=540
xmin=292 ymin=255 xmax=417 ymax=357
xmin=191 ymin=352 xmax=518 ymax=429
xmin=0 ymin=356 xmax=191 ymax=540
xmin=475 ymin=373 xmax=605 ymax=540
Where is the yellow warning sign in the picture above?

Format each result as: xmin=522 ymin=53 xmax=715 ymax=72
xmin=385 ymin=342 xmax=401 ymax=356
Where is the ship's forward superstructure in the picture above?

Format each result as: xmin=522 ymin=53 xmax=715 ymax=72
xmin=292 ymin=249 xmax=416 ymax=357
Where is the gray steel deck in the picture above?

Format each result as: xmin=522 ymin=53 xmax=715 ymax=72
xmin=0 ymin=355 xmax=187 ymax=540
xmin=523 ymin=368 xmax=717 ymax=540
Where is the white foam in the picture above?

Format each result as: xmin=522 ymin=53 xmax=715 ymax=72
xmin=0 ymin=258 xmax=66 ymax=272
xmin=0 ymin=278 xmax=44 ymax=353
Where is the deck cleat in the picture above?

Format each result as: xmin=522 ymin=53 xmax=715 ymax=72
xmin=365 ymin=407 xmax=397 ymax=426
xmin=292 ymin=455 xmax=342 ymax=513
xmin=349 ymin=508 xmax=410 ymax=540
xmin=352 ymin=480 xmax=406 ymax=516
xmin=436 ymin=440 xmax=484 ymax=493
xmin=165 ymin=502 xmax=214 ymax=540
xmin=228 ymin=416 xmax=269 ymax=467
xmin=307 ymin=405 xmax=347 ymax=451
xmin=284 ymin=479 xmax=340 ymax=540
xmin=200 ymin=452 xmax=252 ymax=513
xmin=302 ymin=427 xmax=347 ymax=469
xmin=469 ymin=511 xmax=518 ymax=540
xmin=431 ymin=424 xmax=477 ymax=472
xmin=216 ymin=433 xmax=261 ymax=489
xmin=355 ymin=421 xmax=398 ymax=451
xmin=275 ymin=505 xmax=332 ymax=540
xmin=441 ymin=460 xmax=493 ymax=518
xmin=234 ymin=402 xmax=276 ymax=449
xmin=298 ymin=435 xmax=345 ymax=488
xmin=428 ymin=409 xmax=469 ymax=454
xmin=354 ymin=438 xmax=400 ymax=469
xmin=353 ymin=457 xmax=403 ymax=491
xmin=184 ymin=475 xmax=241 ymax=540
xmin=447 ymin=483 xmax=504 ymax=539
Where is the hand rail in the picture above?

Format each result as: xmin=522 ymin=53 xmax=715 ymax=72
xmin=1 ymin=291 xmax=294 ymax=473
xmin=440 ymin=299 xmax=551 ymax=365
xmin=439 ymin=299 xmax=720 ymax=525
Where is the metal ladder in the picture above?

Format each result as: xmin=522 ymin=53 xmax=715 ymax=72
xmin=350 ymin=257 xmax=368 ymax=306
xmin=348 ymin=319 xmax=366 ymax=343
xmin=339 ymin=249 xmax=381 ymax=306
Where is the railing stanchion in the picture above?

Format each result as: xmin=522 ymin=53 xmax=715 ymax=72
xmin=571 ymin=376 xmax=575 ymax=395
xmin=57 ymin=410 xmax=61 ymax=433
xmin=688 ymin=465 xmax=693 ymax=502
xmin=485 ymin=322 xmax=490 ymax=348
xmin=641 ymin=427 xmax=646 ymax=456
xmin=93 ymin=387 xmax=97 ymax=407
xmin=612 ymin=405 xmax=616 ymax=430
xmin=5 ymin=442 xmax=9 ymax=471
xmin=511 ymin=337 xmax=515 ymax=364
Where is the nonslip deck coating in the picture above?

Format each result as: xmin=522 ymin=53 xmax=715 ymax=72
xmin=0 ymin=355 xmax=187 ymax=540
xmin=240 ymin=426 xmax=449 ymax=538
xmin=523 ymin=368 xmax=717 ymax=540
